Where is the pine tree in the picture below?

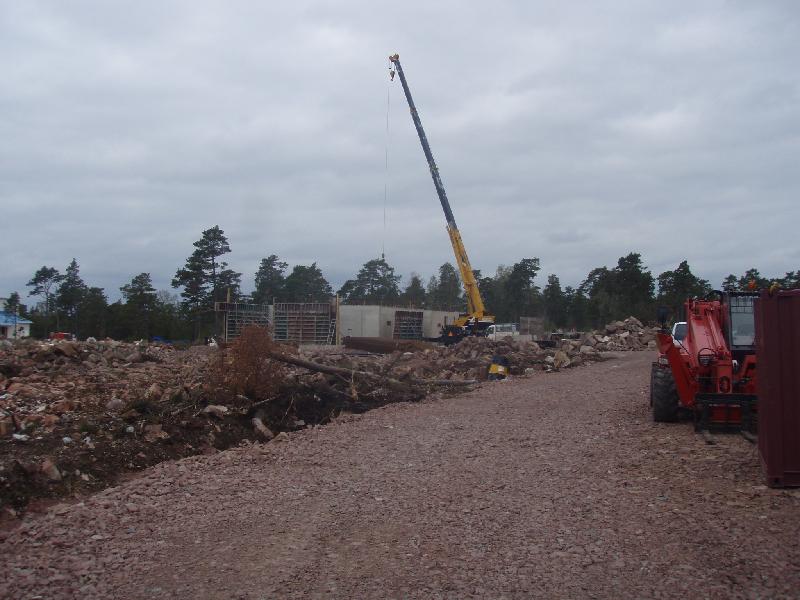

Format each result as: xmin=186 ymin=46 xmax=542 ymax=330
xmin=253 ymin=255 xmax=288 ymax=304
xmin=283 ymin=263 xmax=332 ymax=302
xmin=5 ymin=292 xmax=21 ymax=338
xmin=121 ymin=273 xmax=158 ymax=339
xmin=172 ymin=226 xmax=241 ymax=338
xmin=56 ymin=259 xmax=87 ymax=335
xmin=542 ymin=274 xmax=567 ymax=328
xmin=400 ymin=273 xmax=427 ymax=308
xmin=26 ymin=266 xmax=63 ymax=315
xmin=337 ymin=258 xmax=401 ymax=305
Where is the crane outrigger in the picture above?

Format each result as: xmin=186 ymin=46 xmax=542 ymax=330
xmin=389 ymin=53 xmax=495 ymax=343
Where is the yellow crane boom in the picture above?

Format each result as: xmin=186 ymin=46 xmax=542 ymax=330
xmin=389 ymin=53 xmax=495 ymax=336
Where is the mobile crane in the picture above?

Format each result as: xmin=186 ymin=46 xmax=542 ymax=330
xmin=389 ymin=53 xmax=495 ymax=343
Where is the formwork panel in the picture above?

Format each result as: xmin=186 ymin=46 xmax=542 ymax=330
xmin=393 ymin=310 xmax=424 ymax=339
xmin=755 ymin=289 xmax=800 ymax=487
xmin=273 ymin=302 xmax=333 ymax=345
xmin=215 ymin=302 xmax=271 ymax=342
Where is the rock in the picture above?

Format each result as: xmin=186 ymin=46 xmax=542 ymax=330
xmin=106 ymin=396 xmax=125 ymax=412
xmin=53 ymin=342 xmax=80 ymax=358
xmin=0 ymin=418 xmax=14 ymax=436
xmin=252 ymin=417 xmax=274 ymax=440
xmin=553 ymin=350 xmax=571 ymax=370
xmin=144 ymin=383 xmax=163 ymax=401
xmin=41 ymin=413 xmax=60 ymax=428
xmin=272 ymin=432 xmax=290 ymax=443
xmin=50 ymin=400 xmax=74 ymax=414
xmin=544 ymin=355 xmax=555 ymax=365
xmin=41 ymin=458 xmax=62 ymax=481
xmin=12 ymin=433 xmax=30 ymax=442
xmin=202 ymin=405 xmax=229 ymax=419
xmin=86 ymin=337 xmax=97 ymax=343
xmin=579 ymin=345 xmax=596 ymax=355
xmin=125 ymin=351 xmax=144 ymax=364
xmin=143 ymin=423 xmax=169 ymax=442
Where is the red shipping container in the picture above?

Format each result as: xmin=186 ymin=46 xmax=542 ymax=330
xmin=754 ymin=289 xmax=800 ymax=487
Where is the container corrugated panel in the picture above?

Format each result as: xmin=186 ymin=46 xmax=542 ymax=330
xmin=754 ymin=289 xmax=800 ymax=487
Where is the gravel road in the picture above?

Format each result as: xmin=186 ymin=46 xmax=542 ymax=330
xmin=2 ymin=351 xmax=799 ymax=599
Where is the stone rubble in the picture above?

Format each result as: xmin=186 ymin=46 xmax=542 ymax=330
xmin=0 ymin=316 xmax=658 ymax=515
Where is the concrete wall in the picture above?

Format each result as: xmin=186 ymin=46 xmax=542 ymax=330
xmin=339 ymin=305 xmax=460 ymax=339
xmin=338 ymin=305 xmax=382 ymax=338
xmin=0 ymin=323 xmax=30 ymax=338
xmin=422 ymin=310 xmax=460 ymax=338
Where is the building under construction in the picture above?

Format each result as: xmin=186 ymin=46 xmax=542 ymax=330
xmin=216 ymin=299 xmax=458 ymax=345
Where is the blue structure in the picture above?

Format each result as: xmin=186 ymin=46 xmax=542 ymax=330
xmin=0 ymin=312 xmax=33 ymax=338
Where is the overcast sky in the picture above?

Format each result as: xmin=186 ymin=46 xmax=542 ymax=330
xmin=1 ymin=1 xmax=798 ymax=302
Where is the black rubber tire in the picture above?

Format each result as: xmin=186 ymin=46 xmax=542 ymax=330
xmin=651 ymin=364 xmax=679 ymax=422
xmin=649 ymin=363 xmax=657 ymax=407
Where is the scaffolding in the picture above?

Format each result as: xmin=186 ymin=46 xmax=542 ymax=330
xmin=393 ymin=310 xmax=424 ymax=339
xmin=273 ymin=302 xmax=335 ymax=345
xmin=215 ymin=302 xmax=272 ymax=342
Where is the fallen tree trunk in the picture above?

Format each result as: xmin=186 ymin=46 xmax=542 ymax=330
xmin=267 ymin=351 xmax=477 ymax=388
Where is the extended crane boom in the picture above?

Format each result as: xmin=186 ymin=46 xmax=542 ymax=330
xmin=389 ymin=54 xmax=494 ymax=336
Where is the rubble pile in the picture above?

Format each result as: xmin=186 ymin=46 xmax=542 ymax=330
xmin=0 ymin=316 xmax=658 ymax=516
xmin=0 ymin=339 xmax=221 ymax=517
xmin=580 ymin=316 xmax=659 ymax=352
xmin=0 ymin=338 xmax=210 ymax=436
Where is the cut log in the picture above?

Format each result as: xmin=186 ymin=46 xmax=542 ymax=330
xmin=267 ymin=351 xmax=476 ymax=388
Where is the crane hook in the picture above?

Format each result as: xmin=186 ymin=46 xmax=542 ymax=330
xmin=389 ymin=68 xmax=395 ymax=81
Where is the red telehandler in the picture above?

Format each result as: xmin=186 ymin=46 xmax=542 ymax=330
xmin=650 ymin=291 xmax=758 ymax=432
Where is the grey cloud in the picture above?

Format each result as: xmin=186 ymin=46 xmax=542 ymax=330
xmin=1 ymin=1 xmax=798 ymax=303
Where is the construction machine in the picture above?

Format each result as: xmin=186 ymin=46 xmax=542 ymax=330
xmin=389 ymin=54 xmax=495 ymax=344
xmin=650 ymin=291 xmax=758 ymax=432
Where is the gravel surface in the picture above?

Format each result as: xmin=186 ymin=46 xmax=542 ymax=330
xmin=2 ymin=351 xmax=799 ymax=599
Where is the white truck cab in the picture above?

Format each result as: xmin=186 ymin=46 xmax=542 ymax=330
xmin=484 ymin=323 xmax=520 ymax=341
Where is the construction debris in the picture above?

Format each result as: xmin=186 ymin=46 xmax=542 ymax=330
xmin=0 ymin=316 xmax=657 ymax=516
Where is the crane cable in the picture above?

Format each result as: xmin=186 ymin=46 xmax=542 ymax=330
xmin=383 ymin=69 xmax=393 ymax=261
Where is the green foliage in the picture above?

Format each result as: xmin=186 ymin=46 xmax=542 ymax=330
xmin=283 ymin=263 xmax=332 ymax=302
xmin=21 ymin=235 xmax=799 ymax=341
xmin=503 ymin=258 xmax=541 ymax=320
xmin=400 ymin=273 xmax=427 ymax=308
xmin=721 ymin=274 xmax=738 ymax=292
xmin=542 ymin=274 xmax=567 ymax=328
xmin=172 ymin=226 xmax=241 ymax=337
xmin=56 ymin=259 xmax=87 ymax=334
xmin=426 ymin=263 xmax=463 ymax=310
xmin=26 ymin=266 xmax=62 ymax=315
xmin=252 ymin=255 xmax=287 ymax=304
xmin=337 ymin=257 xmax=401 ymax=305
xmin=4 ymin=292 xmax=23 ymax=339
xmin=778 ymin=270 xmax=800 ymax=289
xmin=738 ymin=268 xmax=770 ymax=291
xmin=656 ymin=260 xmax=711 ymax=320
xmin=120 ymin=273 xmax=158 ymax=339
xmin=580 ymin=253 xmax=654 ymax=326
xmin=77 ymin=287 xmax=108 ymax=339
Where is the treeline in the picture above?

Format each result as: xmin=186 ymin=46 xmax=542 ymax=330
xmin=8 ymin=225 xmax=799 ymax=340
